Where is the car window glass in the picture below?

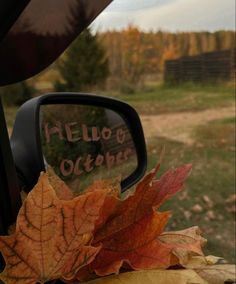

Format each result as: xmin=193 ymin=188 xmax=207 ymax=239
xmin=0 ymin=0 xmax=112 ymax=86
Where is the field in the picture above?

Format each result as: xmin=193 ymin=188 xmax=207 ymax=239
xmin=4 ymin=83 xmax=235 ymax=262
xmin=110 ymin=83 xmax=234 ymax=114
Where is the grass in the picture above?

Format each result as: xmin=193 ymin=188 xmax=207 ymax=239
xmin=4 ymin=82 xmax=234 ymax=129
xmin=145 ymin=117 xmax=235 ymax=262
xmin=109 ymin=82 xmax=235 ymax=115
xmin=193 ymin=117 xmax=235 ymax=149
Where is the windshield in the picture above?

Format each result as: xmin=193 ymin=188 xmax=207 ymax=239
xmin=0 ymin=0 xmax=112 ymax=86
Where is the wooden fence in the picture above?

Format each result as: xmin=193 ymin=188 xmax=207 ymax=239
xmin=164 ymin=49 xmax=235 ymax=83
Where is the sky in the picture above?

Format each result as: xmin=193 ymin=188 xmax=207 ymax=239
xmin=92 ymin=0 xmax=235 ymax=32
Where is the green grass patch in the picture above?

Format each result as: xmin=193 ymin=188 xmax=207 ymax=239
xmin=193 ymin=117 xmax=235 ymax=149
xmin=219 ymin=116 xmax=235 ymax=124
xmin=144 ymin=117 xmax=235 ymax=262
xmin=109 ymin=83 xmax=235 ymax=115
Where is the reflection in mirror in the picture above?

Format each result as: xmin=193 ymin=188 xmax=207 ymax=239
xmin=40 ymin=104 xmax=137 ymax=193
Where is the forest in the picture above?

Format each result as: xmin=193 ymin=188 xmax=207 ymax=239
xmin=98 ymin=27 xmax=235 ymax=88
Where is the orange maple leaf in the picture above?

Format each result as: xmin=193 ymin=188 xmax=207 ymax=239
xmin=85 ymin=179 xmax=121 ymax=231
xmin=90 ymin=211 xmax=172 ymax=276
xmin=47 ymin=167 xmax=74 ymax=200
xmin=78 ymin=163 xmax=204 ymax=278
xmin=0 ymin=173 xmax=107 ymax=284
xmin=0 ymin=163 xmax=206 ymax=283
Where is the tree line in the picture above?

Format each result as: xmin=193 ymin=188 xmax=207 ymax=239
xmin=1 ymin=27 xmax=234 ymax=105
xmin=98 ymin=26 xmax=235 ymax=88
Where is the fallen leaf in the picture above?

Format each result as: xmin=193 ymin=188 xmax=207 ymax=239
xmin=178 ymin=191 xmax=189 ymax=201
xmin=0 ymin=162 xmax=212 ymax=284
xmin=159 ymin=226 xmax=207 ymax=266
xmin=225 ymin=195 xmax=236 ymax=213
xmin=0 ymin=173 xmax=107 ymax=284
xmin=191 ymin=204 xmax=203 ymax=213
xmin=206 ymin=210 xmax=216 ymax=220
xmin=86 ymin=178 xmax=121 ymax=196
xmin=95 ymin=164 xmax=192 ymax=243
xmin=202 ymin=195 xmax=213 ymax=209
xmin=85 ymin=179 xmax=121 ymax=230
xmin=184 ymin=255 xmax=227 ymax=269
xmin=181 ymin=255 xmax=234 ymax=284
xmin=79 ymin=164 xmax=194 ymax=277
xmin=208 ymin=255 xmax=224 ymax=265
xmin=225 ymin=194 xmax=236 ymax=204
xmin=183 ymin=210 xmax=192 ymax=220
xmin=81 ymin=263 xmax=236 ymax=284
xmin=114 ymin=164 xmax=192 ymax=223
xmin=195 ymin=264 xmax=236 ymax=284
xmin=47 ymin=167 xmax=74 ymax=200
xmin=83 ymin=269 xmax=207 ymax=284
xmin=94 ymin=193 xmax=120 ymax=232
xmin=91 ymin=211 xmax=172 ymax=276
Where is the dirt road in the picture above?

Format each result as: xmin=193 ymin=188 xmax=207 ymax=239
xmin=141 ymin=106 xmax=235 ymax=145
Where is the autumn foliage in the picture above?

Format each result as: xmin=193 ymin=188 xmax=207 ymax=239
xmin=0 ymin=163 xmax=209 ymax=284
xmin=100 ymin=27 xmax=235 ymax=87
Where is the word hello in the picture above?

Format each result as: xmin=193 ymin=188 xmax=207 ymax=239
xmin=42 ymin=121 xmax=134 ymax=178
xmin=44 ymin=122 xmax=126 ymax=144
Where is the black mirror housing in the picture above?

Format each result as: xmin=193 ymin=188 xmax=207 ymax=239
xmin=11 ymin=93 xmax=147 ymax=193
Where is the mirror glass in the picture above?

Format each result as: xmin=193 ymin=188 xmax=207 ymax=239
xmin=40 ymin=104 xmax=138 ymax=193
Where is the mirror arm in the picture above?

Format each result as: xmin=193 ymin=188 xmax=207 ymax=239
xmin=11 ymin=93 xmax=147 ymax=192
xmin=0 ymin=98 xmax=21 ymax=233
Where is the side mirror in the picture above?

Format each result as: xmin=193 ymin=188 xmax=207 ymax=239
xmin=10 ymin=93 xmax=147 ymax=193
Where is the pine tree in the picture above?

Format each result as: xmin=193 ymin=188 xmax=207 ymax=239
xmin=55 ymin=28 xmax=109 ymax=92
xmin=0 ymin=82 xmax=34 ymax=106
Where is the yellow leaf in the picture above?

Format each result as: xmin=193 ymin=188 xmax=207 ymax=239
xmin=195 ymin=264 xmax=236 ymax=284
xmin=185 ymin=255 xmax=227 ymax=269
xmin=83 ymin=269 xmax=207 ymax=284
xmin=184 ymin=255 xmax=235 ymax=284
xmin=159 ymin=226 xmax=207 ymax=266
xmin=205 ymin=255 xmax=227 ymax=265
